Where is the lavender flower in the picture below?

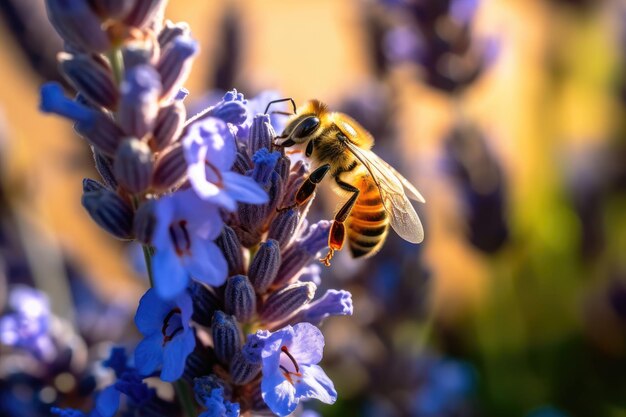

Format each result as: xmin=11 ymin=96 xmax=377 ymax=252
xmin=182 ymin=116 xmax=267 ymax=210
xmin=254 ymin=323 xmax=337 ymax=416
xmin=134 ymin=288 xmax=195 ymax=381
xmin=38 ymin=1 xmax=354 ymax=415
xmin=0 ymin=285 xmax=54 ymax=360
xmin=150 ymin=189 xmax=227 ymax=299
xmin=379 ymin=0 xmax=497 ymax=92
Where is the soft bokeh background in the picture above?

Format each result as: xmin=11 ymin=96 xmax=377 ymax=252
xmin=1 ymin=0 xmax=626 ymax=416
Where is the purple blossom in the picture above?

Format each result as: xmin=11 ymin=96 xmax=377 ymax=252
xmin=151 ymin=189 xmax=227 ymax=299
xmin=0 ymin=285 xmax=54 ymax=360
xmin=258 ymin=323 xmax=336 ymax=416
xmin=182 ymin=116 xmax=268 ymax=211
xmin=297 ymin=290 xmax=353 ymax=325
xmin=134 ymin=288 xmax=196 ymax=382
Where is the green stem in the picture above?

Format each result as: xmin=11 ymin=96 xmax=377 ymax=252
xmin=107 ymin=48 xmax=124 ymax=86
xmin=175 ymin=380 xmax=197 ymax=417
xmin=142 ymin=245 xmax=155 ymax=287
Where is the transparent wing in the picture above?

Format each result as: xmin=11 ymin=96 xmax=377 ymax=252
xmin=344 ymin=142 xmax=425 ymax=243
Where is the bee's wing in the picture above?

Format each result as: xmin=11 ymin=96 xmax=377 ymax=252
xmin=344 ymin=142 xmax=425 ymax=244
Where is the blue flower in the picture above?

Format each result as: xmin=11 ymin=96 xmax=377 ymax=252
xmin=194 ymin=377 xmax=240 ymax=417
xmin=0 ymin=285 xmax=54 ymax=360
xmin=151 ymin=189 xmax=228 ymax=299
xmin=259 ymin=323 xmax=336 ymax=416
xmin=182 ymin=116 xmax=268 ymax=211
xmin=297 ymin=290 xmax=353 ymax=325
xmin=134 ymin=288 xmax=196 ymax=382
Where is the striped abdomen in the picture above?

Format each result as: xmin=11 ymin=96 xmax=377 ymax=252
xmin=345 ymin=174 xmax=389 ymax=258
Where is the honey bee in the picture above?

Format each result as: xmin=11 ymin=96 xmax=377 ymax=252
xmin=268 ymin=98 xmax=425 ymax=266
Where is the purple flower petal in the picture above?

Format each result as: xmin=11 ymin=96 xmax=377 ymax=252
xmin=134 ymin=333 xmax=164 ymax=376
xmin=182 ymin=239 xmax=228 ymax=287
xmin=95 ymin=385 xmax=121 ymax=417
xmin=296 ymin=364 xmax=337 ymax=404
xmin=261 ymin=370 xmax=298 ymax=417
xmin=153 ymin=249 xmax=190 ymax=300
xmin=134 ymin=289 xmax=172 ymax=335
xmin=161 ymin=327 xmax=195 ymax=381
xmin=288 ymin=323 xmax=324 ymax=365
xmin=222 ymin=171 xmax=269 ymax=205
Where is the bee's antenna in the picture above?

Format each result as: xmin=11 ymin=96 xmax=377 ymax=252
xmin=264 ymin=98 xmax=296 ymax=115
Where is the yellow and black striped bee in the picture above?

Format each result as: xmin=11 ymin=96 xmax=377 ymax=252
xmin=269 ymin=99 xmax=425 ymax=266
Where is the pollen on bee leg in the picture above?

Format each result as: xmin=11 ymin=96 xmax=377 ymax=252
xmin=320 ymin=221 xmax=345 ymax=267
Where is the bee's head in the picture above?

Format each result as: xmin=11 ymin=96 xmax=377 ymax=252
xmin=275 ymin=114 xmax=321 ymax=148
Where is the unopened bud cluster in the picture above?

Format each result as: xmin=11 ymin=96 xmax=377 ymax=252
xmin=39 ymin=1 xmax=354 ymax=415
xmin=184 ymin=117 xmax=353 ymax=414
xmin=41 ymin=0 xmax=196 ymax=239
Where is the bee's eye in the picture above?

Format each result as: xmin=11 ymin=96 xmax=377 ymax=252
xmin=292 ymin=117 xmax=320 ymax=139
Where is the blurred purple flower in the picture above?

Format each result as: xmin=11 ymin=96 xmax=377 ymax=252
xmin=412 ymin=358 xmax=475 ymax=417
xmin=0 ymin=285 xmax=54 ymax=360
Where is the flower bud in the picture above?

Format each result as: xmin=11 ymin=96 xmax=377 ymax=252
xmin=152 ymin=102 xmax=185 ymax=151
xmin=118 ymin=65 xmax=162 ymax=138
xmin=211 ymin=311 xmax=241 ymax=365
xmin=158 ymin=21 xmax=190 ymax=49
xmin=113 ymin=138 xmax=154 ymax=193
xmin=156 ymin=35 xmax=198 ymax=100
xmin=40 ymin=83 xmax=122 ymax=156
xmin=230 ymin=350 xmax=261 ymax=385
xmin=267 ymin=209 xmax=299 ymax=249
xmin=93 ymin=151 xmax=118 ymax=189
xmin=232 ymin=150 xmax=252 ymax=175
xmin=260 ymin=281 xmax=316 ymax=324
xmin=274 ymin=155 xmax=291 ymax=183
xmin=151 ymin=144 xmax=187 ymax=191
xmin=237 ymin=172 xmax=282 ymax=246
xmin=183 ymin=348 xmax=216 ymax=385
xmin=295 ymin=290 xmax=353 ymax=325
xmin=189 ymin=281 xmax=223 ymax=327
xmin=250 ymin=149 xmax=280 ymax=186
xmin=248 ymin=114 xmax=276 ymax=155
xmin=224 ymin=275 xmax=256 ymax=323
xmin=248 ymin=240 xmax=281 ymax=293
xmin=206 ymin=90 xmax=248 ymax=127
xmin=76 ymin=112 xmax=124 ymax=156
xmin=46 ymin=0 xmax=111 ymax=52
xmin=123 ymin=0 xmax=166 ymax=28
xmin=60 ymin=53 xmax=119 ymax=109
xmin=275 ymin=221 xmax=330 ymax=285
xmin=216 ymin=226 xmax=244 ymax=276
xmin=81 ymin=189 xmax=134 ymax=240
xmin=82 ymin=178 xmax=106 ymax=193
xmin=241 ymin=330 xmax=271 ymax=365
xmin=133 ymin=199 xmax=157 ymax=244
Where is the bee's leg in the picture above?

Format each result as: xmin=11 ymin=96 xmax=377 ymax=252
xmin=320 ymin=179 xmax=360 ymax=266
xmin=277 ymin=163 xmax=331 ymax=211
